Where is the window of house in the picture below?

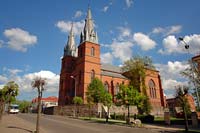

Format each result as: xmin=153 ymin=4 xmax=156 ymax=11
xmin=91 ymin=70 xmax=95 ymax=81
xmin=104 ymin=82 xmax=109 ymax=92
xmin=91 ymin=47 xmax=95 ymax=56
xmin=149 ymin=79 xmax=156 ymax=98
xmin=115 ymin=83 xmax=119 ymax=95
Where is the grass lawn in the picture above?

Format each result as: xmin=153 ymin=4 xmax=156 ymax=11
xmin=79 ymin=117 xmax=200 ymax=133
xmin=79 ymin=117 xmax=126 ymax=125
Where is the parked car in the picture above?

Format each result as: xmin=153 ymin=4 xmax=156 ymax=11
xmin=9 ymin=104 xmax=19 ymax=114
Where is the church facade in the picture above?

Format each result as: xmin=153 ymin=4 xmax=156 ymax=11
xmin=58 ymin=7 xmax=166 ymax=114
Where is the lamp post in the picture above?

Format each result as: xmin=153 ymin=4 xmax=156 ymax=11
xmin=70 ymin=75 xmax=76 ymax=117
xmin=179 ymin=37 xmax=200 ymax=110
xmin=70 ymin=75 xmax=76 ymax=97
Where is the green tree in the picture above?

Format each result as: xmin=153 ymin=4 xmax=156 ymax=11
xmin=14 ymin=100 xmax=31 ymax=113
xmin=0 ymin=81 xmax=19 ymax=121
xmin=175 ymin=85 xmax=190 ymax=132
xmin=116 ymin=84 xmax=146 ymax=123
xmin=31 ymin=77 xmax=46 ymax=133
xmin=181 ymin=60 xmax=200 ymax=110
xmin=87 ymin=78 xmax=105 ymax=103
xmin=73 ymin=96 xmax=83 ymax=117
xmin=86 ymin=90 xmax=94 ymax=119
xmin=102 ymin=92 xmax=112 ymax=122
xmin=86 ymin=78 xmax=106 ymax=119
xmin=121 ymin=56 xmax=153 ymax=113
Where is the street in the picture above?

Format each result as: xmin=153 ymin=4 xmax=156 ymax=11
xmin=0 ymin=113 xmax=181 ymax=133
xmin=16 ymin=113 xmax=165 ymax=133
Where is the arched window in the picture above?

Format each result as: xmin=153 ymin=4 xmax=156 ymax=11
xmin=149 ymin=79 xmax=156 ymax=98
xmin=91 ymin=70 xmax=95 ymax=81
xmin=104 ymin=82 xmax=109 ymax=92
xmin=115 ymin=83 xmax=119 ymax=95
xmin=91 ymin=47 xmax=95 ymax=56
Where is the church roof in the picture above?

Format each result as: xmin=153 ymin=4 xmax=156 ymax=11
xmin=101 ymin=64 xmax=127 ymax=79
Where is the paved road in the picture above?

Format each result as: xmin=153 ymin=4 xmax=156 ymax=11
xmin=17 ymin=113 xmax=168 ymax=133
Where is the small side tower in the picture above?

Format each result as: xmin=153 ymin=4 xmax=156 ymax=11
xmin=58 ymin=24 xmax=77 ymax=105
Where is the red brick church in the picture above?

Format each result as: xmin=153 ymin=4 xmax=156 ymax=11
xmin=58 ymin=7 xmax=166 ymax=114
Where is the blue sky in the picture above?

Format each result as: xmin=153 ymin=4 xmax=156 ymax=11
xmin=0 ymin=0 xmax=200 ymax=100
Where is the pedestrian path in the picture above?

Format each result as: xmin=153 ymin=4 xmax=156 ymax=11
xmin=144 ymin=123 xmax=200 ymax=132
xmin=0 ymin=114 xmax=46 ymax=133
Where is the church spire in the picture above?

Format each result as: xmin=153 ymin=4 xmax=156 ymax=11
xmin=80 ymin=6 xmax=98 ymax=44
xmin=64 ymin=23 xmax=77 ymax=57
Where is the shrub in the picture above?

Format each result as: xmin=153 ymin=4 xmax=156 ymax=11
xmin=136 ymin=114 xmax=154 ymax=123
xmin=110 ymin=113 xmax=126 ymax=120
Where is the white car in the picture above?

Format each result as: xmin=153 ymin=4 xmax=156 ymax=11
xmin=9 ymin=104 xmax=19 ymax=114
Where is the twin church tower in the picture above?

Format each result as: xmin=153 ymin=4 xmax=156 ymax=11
xmin=59 ymin=7 xmax=101 ymax=105
xmin=58 ymin=7 xmax=165 ymax=114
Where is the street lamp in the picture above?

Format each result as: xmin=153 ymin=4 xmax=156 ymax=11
xmin=70 ymin=75 xmax=77 ymax=117
xmin=179 ymin=37 xmax=200 ymax=110
xmin=179 ymin=37 xmax=189 ymax=50
xmin=70 ymin=75 xmax=76 ymax=97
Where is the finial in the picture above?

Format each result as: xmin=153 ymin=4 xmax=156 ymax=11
xmin=88 ymin=0 xmax=91 ymax=8
xmin=70 ymin=22 xmax=74 ymax=35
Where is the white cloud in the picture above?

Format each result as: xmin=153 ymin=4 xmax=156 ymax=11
xmin=167 ymin=61 xmax=189 ymax=73
xmin=159 ymin=34 xmax=200 ymax=55
xmin=56 ymin=20 xmax=84 ymax=36
xmin=152 ymin=27 xmax=165 ymax=34
xmin=0 ymin=69 xmax=59 ymax=93
xmin=0 ymin=40 xmax=4 ymax=48
xmin=125 ymin=0 xmax=133 ymax=8
xmin=117 ymin=27 xmax=131 ymax=39
xmin=133 ymin=32 xmax=156 ymax=51
xmin=74 ymin=10 xmax=83 ymax=18
xmin=156 ymin=61 xmax=189 ymax=80
xmin=111 ymin=40 xmax=134 ymax=62
xmin=102 ymin=6 xmax=109 ymax=12
xmin=101 ymin=40 xmax=134 ymax=63
xmin=162 ymin=79 xmax=183 ymax=90
xmin=0 ymin=75 xmax=8 ymax=83
xmin=152 ymin=25 xmax=182 ymax=36
xmin=167 ymin=25 xmax=182 ymax=35
xmin=183 ymin=34 xmax=200 ymax=55
xmin=101 ymin=52 xmax=113 ymax=64
xmin=102 ymin=1 xmax=113 ymax=12
xmin=3 ymin=28 xmax=37 ymax=52
xmin=155 ymin=61 xmax=189 ymax=98
xmin=0 ymin=84 xmax=4 ymax=89
xmin=9 ymin=69 xmax=22 ymax=75
xmin=24 ymin=70 xmax=60 ymax=92
xmin=159 ymin=35 xmax=179 ymax=54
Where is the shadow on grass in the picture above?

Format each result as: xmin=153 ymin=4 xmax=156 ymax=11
xmin=7 ymin=126 xmax=33 ymax=133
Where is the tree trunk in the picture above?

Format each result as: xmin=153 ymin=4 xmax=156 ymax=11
xmin=89 ymin=104 xmax=91 ymax=119
xmin=127 ymin=105 xmax=130 ymax=124
xmin=106 ymin=107 xmax=109 ymax=123
xmin=0 ymin=101 xmax=5 ymax=121
xmin=36 ymin=92 xmax=42 ymax=133
xmin=183 ymin=106 xmax=189 ymax=132
xmin=128 ymin=105 xmax=130 ymax=118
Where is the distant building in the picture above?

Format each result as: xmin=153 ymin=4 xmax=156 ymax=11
xmin=166 ymin=94 xmax=196 ymax=117
xmin=58 ymin=7 xmax=166 ymax=114
xmin=32 ymin=96 xmax=58 ymax=111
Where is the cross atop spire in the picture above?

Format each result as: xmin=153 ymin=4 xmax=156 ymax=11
xmin=64 ymin=23 xmax=77 ymax=57
xmin=80 ymin=6 xmax=98 ymax=44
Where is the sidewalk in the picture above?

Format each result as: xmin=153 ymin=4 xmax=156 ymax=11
xmin=0 ymin=114 xmax=46 ymax=133
xmin=144 ymin=123 xmax=200 ymax=132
